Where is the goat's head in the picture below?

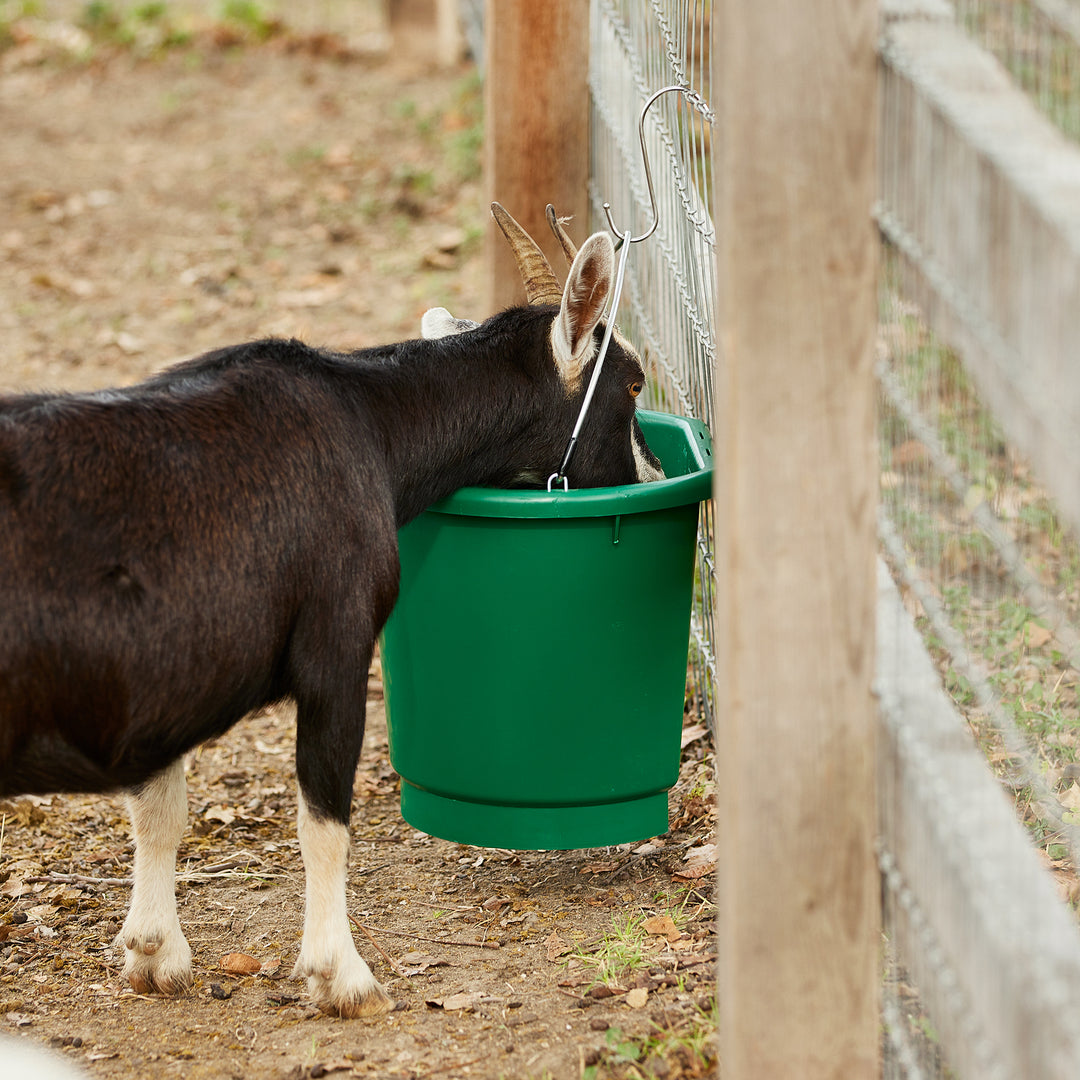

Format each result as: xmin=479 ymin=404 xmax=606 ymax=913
xmin=423 ymin=203 xmax=664 ymax=489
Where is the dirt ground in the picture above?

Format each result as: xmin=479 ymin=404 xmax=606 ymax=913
xmin=0 ymin=12 xmax=717 ymax=1080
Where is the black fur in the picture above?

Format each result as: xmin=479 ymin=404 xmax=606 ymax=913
xmin=0 ymin=307 xmax=657 ymax=823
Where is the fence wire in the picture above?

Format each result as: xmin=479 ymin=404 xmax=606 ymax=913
xmin=879 ymin=2 xmax=1080 ymax=1076
xmin=955 ymin=0 xmax=1080 ymax=140
xmin=589 ymin=0 xmax=716 ymax=733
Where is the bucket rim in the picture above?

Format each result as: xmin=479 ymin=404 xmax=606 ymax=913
xmin=426 ymin=410 xmax=713 ymax=520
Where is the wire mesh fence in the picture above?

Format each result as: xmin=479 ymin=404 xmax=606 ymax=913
xmin=955 ymin=0 xmax=1080 ymax=140
xmin=878 ymin=1 xmax=1080 ymax=1075
xmin=588 ymin=0 xmax=716 ymax=732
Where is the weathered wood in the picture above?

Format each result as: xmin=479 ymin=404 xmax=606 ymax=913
xmin=712 ymin=2 xmax=880 ymax=1076
xmin=879 ymin=7 xmax=1080 ymax=535
xmin=483 ymin=0 xmax=590 ymax=311
xmin=876 ymin=558 xmax=1080 ymax=1078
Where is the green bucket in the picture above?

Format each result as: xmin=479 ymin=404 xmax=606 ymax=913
xmin=380 ymin=410 xmax=713 ymax=850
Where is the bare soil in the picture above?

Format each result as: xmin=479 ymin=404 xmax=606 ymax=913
xmin=0 ymin=18 xmax=717 ymax=1080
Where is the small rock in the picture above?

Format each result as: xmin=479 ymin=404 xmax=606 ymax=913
xmin=435 ymin=227 xmax=467 ymax=253
xmin=210 ymin=982 xmax=232 ymax=1000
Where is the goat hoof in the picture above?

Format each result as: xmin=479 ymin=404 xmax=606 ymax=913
xmin=311 ymin=978 xmax=395 ymax=1019
xmin=125 ymin=961 xmax=193 ymax=996
xmin=121 ymin=924 xmax=192 ymax=996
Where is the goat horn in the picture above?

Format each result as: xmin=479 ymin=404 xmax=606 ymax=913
xmin=545 ymin=204 xmax=578 ymax=266
xmin=490 ymin=202 xmax=564 ymax=307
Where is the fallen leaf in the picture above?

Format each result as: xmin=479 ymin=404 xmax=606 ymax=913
xmin=399 ymin=953 xmax=448 ymax=977
xmin=1061 ymin=784 xmax=1080 ymax=811
xmin=220 ymin=952 xmax=262 ymax=975
xmin=5 ymin=1013 xmax=33 ymax=1027
xmin=545 ymin=930 xmax=569 ymax=962
xmin=625 ymin=986 xmax=649 ymax=1009
xmin=204 ymin=805 xmax=236 ymax=826
xmin=676 ymin=843 xmax=718 ymax=881
xmin=642 ymin=915 xmax=683 ymax=943
xmin=680 ymin=723 xmax=708 ymax=749
xmin=579 ymin=861 xmax=619 ymax=875
xmin=426 ymin=991 xmax=483 ymax=1011
xmin=557 ymin=972 xmax=589 ymax=988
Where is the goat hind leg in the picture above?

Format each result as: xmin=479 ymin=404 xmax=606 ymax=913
xmin=120 ymin=758 xmax=192 ymax=994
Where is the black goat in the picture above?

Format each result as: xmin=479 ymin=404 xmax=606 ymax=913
xmin=0 ymin=204 xmax=662 ymax=1017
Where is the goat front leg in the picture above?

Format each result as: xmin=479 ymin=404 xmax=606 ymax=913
xmin=119 ymin=757 xmax=192 ymax=994
xmin=293 ymin=789 xmax=393 ymax=1017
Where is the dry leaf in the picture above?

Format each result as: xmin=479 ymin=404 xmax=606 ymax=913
xmin=220 ymin=952 xmax=262 ymax=975
xmin=204 ymin=805 xmax=236 ymax=825
xmin=545 ymin=930 xmax=569 ymax=962
xmin=399 ymin=952 xmax=449 ymax=977
xmin=675 ymin=843 xmax=717 ymax=882
xmin=642 ymin=915 xmax=682 ymax=942
xmin=426 ymin=991 xmax=483 ymax=1011
xmin=5 ymin=1012 xmax=33 ymax=1027
xmin=0 ymin=879 xmax=30 ymax=899
xmin=680 ymin=723 xmax=708 ymax=749
xmin=579 ymin=861 xmax=619 ymax=875
xmin=625 ymin=986 xmax=649 ymax=1009
xmin=1061 ymin=784 xmax=1080 ymax=811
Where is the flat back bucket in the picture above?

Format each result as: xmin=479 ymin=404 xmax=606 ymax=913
xmin=380 ymin=410 xmax=713 ymax=850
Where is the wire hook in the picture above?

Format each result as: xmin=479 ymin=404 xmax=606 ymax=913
xmin=602 ymin=84 xmax=709 ymax=246
xmin=549 ymin=83 xmax=712 ymax=490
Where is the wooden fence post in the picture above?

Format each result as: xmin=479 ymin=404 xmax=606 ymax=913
xmin=483 ymin=0 xmax=590 ymax=311
xmin=712 ymin=2 xmax=880 ymax=1076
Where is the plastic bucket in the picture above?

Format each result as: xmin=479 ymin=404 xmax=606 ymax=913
xmin=380 ymin=409 xmax=713 ymax=850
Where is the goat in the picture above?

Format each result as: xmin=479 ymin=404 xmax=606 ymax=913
xmin=0 ymin=204 xmax=663 ymax=1018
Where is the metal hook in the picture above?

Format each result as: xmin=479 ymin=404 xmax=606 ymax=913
xmin=602 ymin=84 xmax=710 ymax=245
xmin=549 ymin=83 xmax=713 ymax=490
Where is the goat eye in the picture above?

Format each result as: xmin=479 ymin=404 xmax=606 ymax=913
xmin=629 ymin=382 xmax=643 ymax=398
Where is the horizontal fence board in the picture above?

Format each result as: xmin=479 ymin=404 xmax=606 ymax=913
xmin=878 ymin=7 xmax=1080 ymax=534
xmin=876 ymin=559 xmax=1080 ymax=1079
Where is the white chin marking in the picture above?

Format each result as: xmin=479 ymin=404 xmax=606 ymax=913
xmin=633 ymin=434 xmax=665 ymax=483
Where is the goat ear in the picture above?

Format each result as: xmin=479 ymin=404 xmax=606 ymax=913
xmin=421 ymin=307 xmax=480 ymax=340
xmin=552 ymin=232 xmax=614 ymax=387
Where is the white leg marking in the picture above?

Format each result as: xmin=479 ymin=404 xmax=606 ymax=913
xmin=120 ymin=758 xmax=192 ymax=994
xmin=292 ymin=791 xmax=393 ymax=1017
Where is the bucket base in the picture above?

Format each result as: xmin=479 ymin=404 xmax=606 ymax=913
xmin=400 ymin=784 xmax=669 ymax=851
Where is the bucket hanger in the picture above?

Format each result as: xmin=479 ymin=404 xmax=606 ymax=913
xmin=548 ymin=84 xmax=707 ymax=492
